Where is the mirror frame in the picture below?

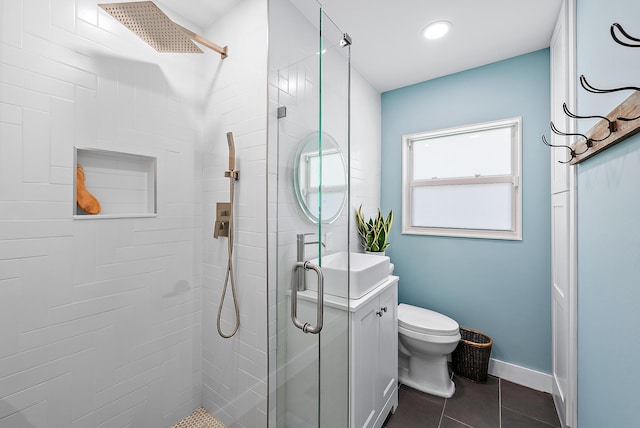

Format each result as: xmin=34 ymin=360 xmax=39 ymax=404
xmin=293 ymin=131 xmax=347 ymax=224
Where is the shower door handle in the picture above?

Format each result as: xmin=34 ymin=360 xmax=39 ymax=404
xmin=291 ymin=261 xmax=324 ymax=334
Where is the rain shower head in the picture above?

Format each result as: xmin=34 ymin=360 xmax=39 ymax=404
xmin=99 ymin=1 xmax=228 ymax=58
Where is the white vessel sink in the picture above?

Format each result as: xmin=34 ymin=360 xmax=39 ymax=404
xmin=306 ymin=251 xmax=391 ymax=299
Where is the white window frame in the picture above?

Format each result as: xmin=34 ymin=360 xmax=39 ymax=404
xmin=401 ymin=117 xmax=522 ymax=240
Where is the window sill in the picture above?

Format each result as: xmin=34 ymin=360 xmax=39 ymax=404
xmin=402 ymin=225 xmax=522 ymax=241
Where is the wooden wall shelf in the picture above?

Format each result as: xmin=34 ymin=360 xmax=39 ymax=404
xmin=570 ymin=91 xmax=640 ymax=165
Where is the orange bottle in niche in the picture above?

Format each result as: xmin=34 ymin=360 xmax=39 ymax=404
xmin=76 ymin=164 xmax=101 ymax=215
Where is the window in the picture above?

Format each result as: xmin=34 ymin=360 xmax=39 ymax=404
xmin=402 ymin=117 xmax=522 ymax=240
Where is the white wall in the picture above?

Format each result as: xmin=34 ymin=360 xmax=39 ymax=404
xmin=200 ymin=0 xmax=269 ymax=427
xmin=350 ymin=68 xmax=382 ymax=252
xmin=0 ymin=0 xmax=205 ymax=427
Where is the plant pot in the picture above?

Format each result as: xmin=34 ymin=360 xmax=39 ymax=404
xmin=364 ymin=250 xmax=385 ymax=256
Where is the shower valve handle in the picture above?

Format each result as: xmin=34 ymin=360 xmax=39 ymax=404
xmin=224 ymin=170 xmax=240 ymax=180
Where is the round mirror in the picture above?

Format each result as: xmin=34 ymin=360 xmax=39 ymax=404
xmin=293 ymin=132 xmax=347 ymax=224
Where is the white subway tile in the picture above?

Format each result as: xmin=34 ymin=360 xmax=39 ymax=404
xmin=74 ymin=86 xmax=98 ymax=147
xmin=75 ymin=0 xmax=98 ymax=26
xmin=0 ymin=278 xmax=20 ymax=358
xmin=71 ymin=381 xmax=149 ymax=428
xmin=94 ymin=364 xmax=164 ymax=409
xmin=0 ymin=401 xmax=46 ymax=427
xmin=49 ymin=166 xmax=72 ymax=185
xmin=12 ymin=36 xmax=97 ymax=90
xmin=44 ymin=373 xmax=74 ymax=428
xmin=23 ymin=183 xmax=71 ymax=202
xmin=1 ymin=0 xmax=23 ymax=48
xmin=0 ymin=83 xmax=49 ymax=112
xmin=72 ymin=221 xmax=97 ymax=284
xmin=0 ymin=200 xmax=70 ymax=222
xmin=0 ymin=64 xmax=73 ymax=100
xmin=0 ymin=220 xmax=72 ymax=240
xmin=22 ymin=109 xmax=50 ymax=183
xmin=0 ymin=259 xmax=20 ymax=281
xmin=0 ymin=343 xmax=86 ymax=399
xmin=0 ymin=123 xmax=23 ymax=201
xmin=50 ymin=97 xmax=75 ymax=167
xmin=50 ymin=0 xmax=75 ymax=32
xmin=0 ymin=102 xmax=22 ymax=124
xmin=23 ymin=0 xmax=51 ymax=40
xmin=0 ymin=374 xmax=48 ymax=419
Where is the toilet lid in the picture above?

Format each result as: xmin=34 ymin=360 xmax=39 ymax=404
xmin=398 ymin=303 xmax=459 ymax=336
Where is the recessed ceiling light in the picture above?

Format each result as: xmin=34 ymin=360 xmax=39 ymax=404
xmin=423 ymin=21 xmax=451 ymax=40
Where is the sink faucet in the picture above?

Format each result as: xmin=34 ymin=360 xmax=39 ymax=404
xmin=296 ymin=233 xmax=326 ymax=291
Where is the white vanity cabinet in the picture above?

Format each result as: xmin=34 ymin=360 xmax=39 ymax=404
xmin=350 ymin=277 xmax=398 ymax=428
xmin=290 ymin=276 xmax=398 ymax=428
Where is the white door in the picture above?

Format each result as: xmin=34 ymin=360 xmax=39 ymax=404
xmin=551 ymin=191 xmax=570 ymax=425
xmin=550 ymin=0 xmax=571 ymax=188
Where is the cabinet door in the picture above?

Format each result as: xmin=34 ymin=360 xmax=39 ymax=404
xmin=353 ymin=297 xmax=380 ymax=428
xmin=377 ymin=285 xmax=398 ymax=410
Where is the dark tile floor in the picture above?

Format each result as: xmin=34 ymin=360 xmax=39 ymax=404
xmin=384 ymin=375 xmax=561 ymax=428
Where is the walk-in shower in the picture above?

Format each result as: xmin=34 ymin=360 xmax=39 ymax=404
xmin=100 ymin=1 xmax=240 ymax=340
xmin=1 ymin=0 xmax=354 ymax=425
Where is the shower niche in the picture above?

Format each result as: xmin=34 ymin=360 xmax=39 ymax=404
xmin=74 ymin=148 xmax=157 ymax=218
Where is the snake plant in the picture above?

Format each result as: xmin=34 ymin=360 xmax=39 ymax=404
xmin=356 ymin=204 xmax=394 ymax=252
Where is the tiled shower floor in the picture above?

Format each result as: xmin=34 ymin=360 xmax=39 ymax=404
xmin=172 ymin=407 xmax=226 ymax=428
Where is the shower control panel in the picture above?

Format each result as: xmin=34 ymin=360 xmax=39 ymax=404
xmin=214 ymin=202 xmax=231 ymax=238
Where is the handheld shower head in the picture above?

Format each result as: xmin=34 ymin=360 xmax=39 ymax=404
xmin=226 ymin=132 xmax=236 ymax=171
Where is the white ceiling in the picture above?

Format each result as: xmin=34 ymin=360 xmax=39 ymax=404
xmin=320 ymin=0 xmax=564 ymax=92
xmin=161 ymin=0 xmax=564 ymax=93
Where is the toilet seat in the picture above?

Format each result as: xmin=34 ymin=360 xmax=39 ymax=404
xmin=398 ymin=303 xmax=459 ymax=336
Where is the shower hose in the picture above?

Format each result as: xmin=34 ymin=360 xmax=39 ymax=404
xmin=217 ymin=171 xmax=240 ymax=338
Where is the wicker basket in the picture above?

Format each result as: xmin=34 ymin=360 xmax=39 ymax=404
xmin=451 ymin=327 xmax=493 ymax=383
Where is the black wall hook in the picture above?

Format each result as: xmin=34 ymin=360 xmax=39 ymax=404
xmin=541 ymin=135 xmax=589 ymax=164
xmin=562 ymin=103 xmax=617 ymax=139
xmin=579 ymin=74 xmax=640 ymax=94
xmin=550 ymin=121 xmax=594 ymax=147
xmin=579 ymin=75 xmax=640 ymax=122
xmin=611 ymin=23 xmax=640 ymax=48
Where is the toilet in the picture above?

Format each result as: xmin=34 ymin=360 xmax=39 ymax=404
xmin=397 ymin=303 xmax=460 ymax=398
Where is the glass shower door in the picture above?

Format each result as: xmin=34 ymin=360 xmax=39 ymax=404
xmin=271 ymin=1 xmax=351 ymax=426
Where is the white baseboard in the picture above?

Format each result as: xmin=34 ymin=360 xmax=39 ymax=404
xmin=488 ymin=358 xmax=553 ymax=393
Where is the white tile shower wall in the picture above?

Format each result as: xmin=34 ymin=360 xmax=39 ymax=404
xmin=199 ymin=0 xmax=269 ymax=427
xmin=349 ymin=68 xmax=382 ymax=253
xmin=0 ymin=1 xmax=206 ymax=427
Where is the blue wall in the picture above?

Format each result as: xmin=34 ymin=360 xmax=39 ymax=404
xmin=577 ymin=0 xmax=640 ymax=426
xmin=381 ymin=50 xmax=552 ymax=373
